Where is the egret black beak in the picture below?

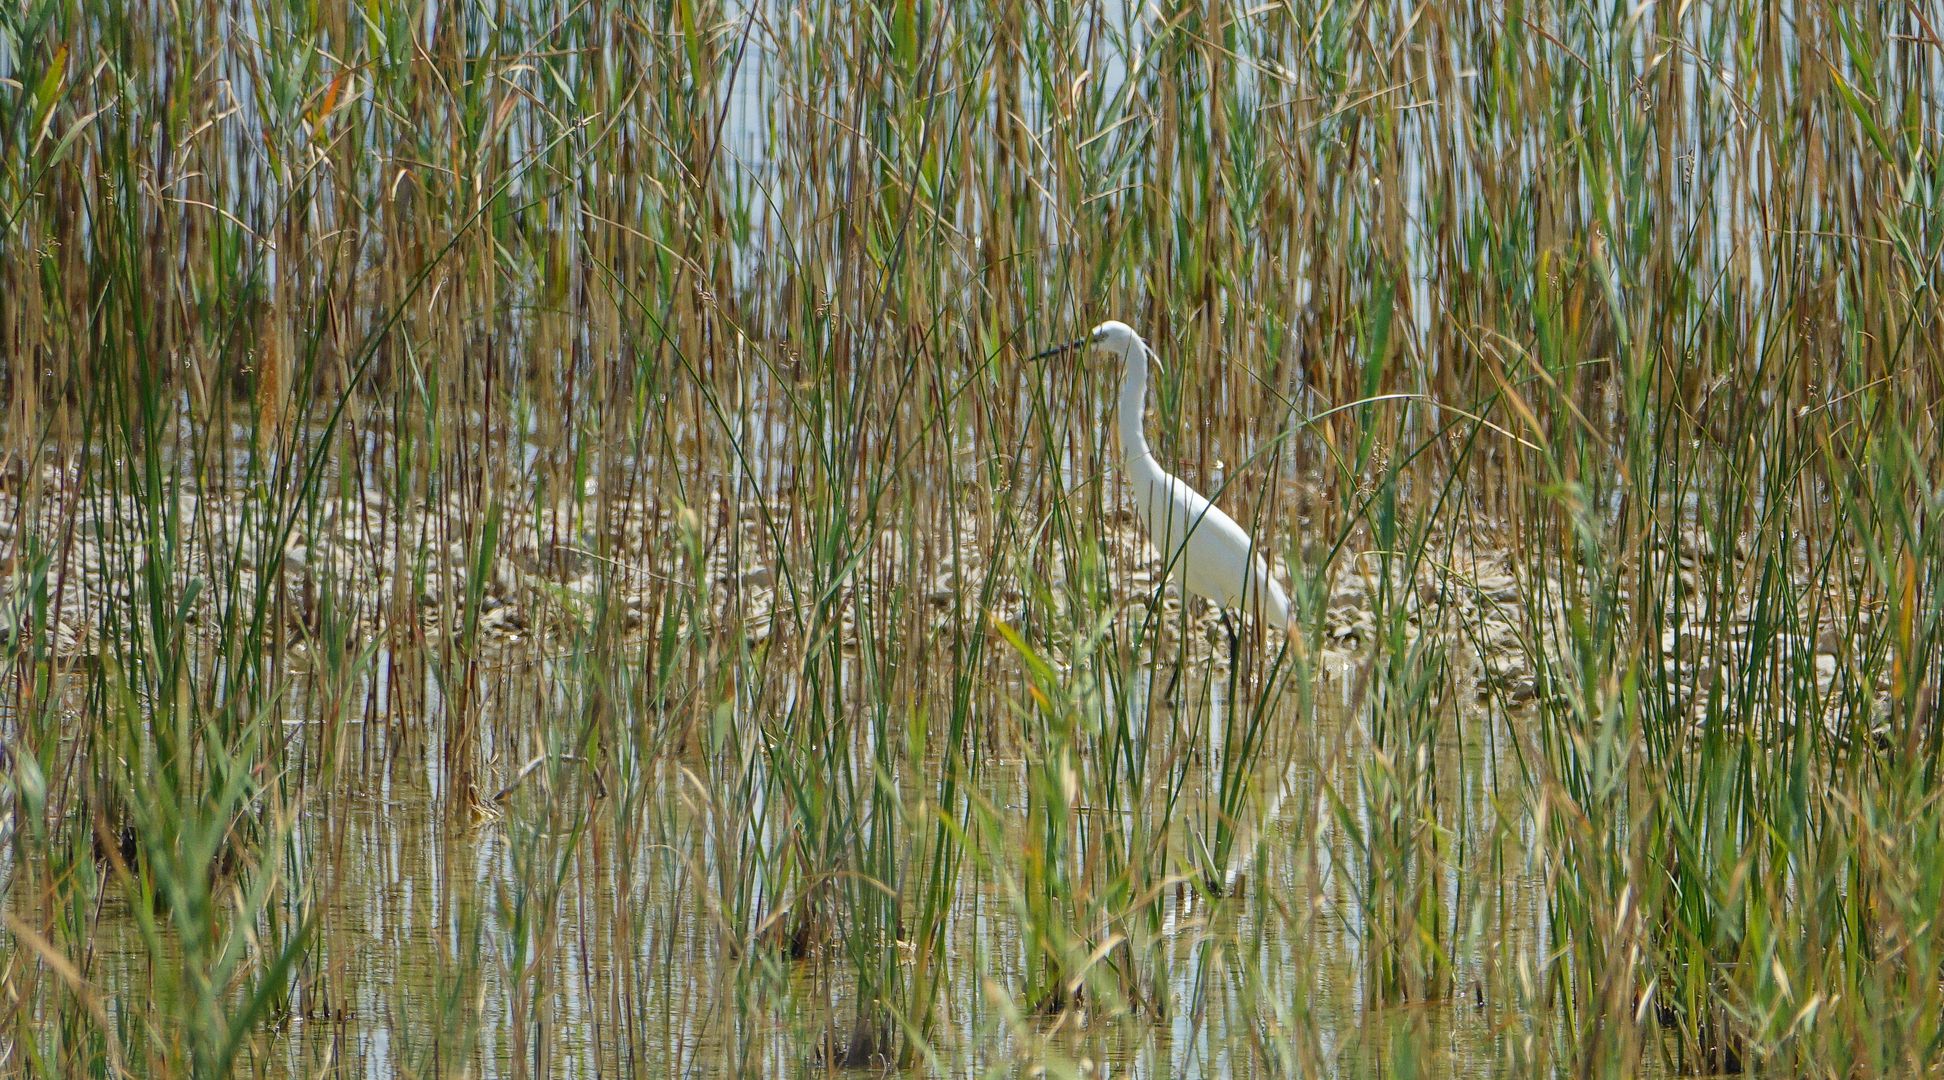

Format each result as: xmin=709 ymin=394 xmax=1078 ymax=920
xmin=1028 ymin=337 xmax=1087 ymax=361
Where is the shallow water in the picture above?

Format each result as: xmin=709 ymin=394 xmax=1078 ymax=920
xmin=27 ymin=643 xmax=1573 ymax=1077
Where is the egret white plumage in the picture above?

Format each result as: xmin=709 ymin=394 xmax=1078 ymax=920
xmin=1034 ymin=320 xmax=1291 ymax=635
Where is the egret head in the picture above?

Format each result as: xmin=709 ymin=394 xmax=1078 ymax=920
xmin=1029 ymin=320 xmax=1152 ymax=366
xmin=1088 ymin=320 xmax=1142 ymax=358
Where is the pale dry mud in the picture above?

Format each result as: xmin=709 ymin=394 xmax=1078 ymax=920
xmin=0 ymin=462 xmax=1892 ymax=741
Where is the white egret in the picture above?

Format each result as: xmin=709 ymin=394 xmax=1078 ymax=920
xmin=1034 ymin=320 xmax=1291 ymax=637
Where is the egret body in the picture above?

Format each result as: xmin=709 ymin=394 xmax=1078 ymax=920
xmin=1039 ymin=321 xmax=1291 ymax=632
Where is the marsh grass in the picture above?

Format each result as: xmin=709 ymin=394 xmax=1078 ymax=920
xmin=3 ymin=1 xmax=1942 ymax=1075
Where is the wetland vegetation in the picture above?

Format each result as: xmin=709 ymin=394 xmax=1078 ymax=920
xmin=1 ymin=1 xmax=1942 ymax=1075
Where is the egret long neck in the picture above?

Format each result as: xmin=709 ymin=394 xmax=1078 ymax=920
xmin=1116 ymin=345 xmax=1154 ymax=471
